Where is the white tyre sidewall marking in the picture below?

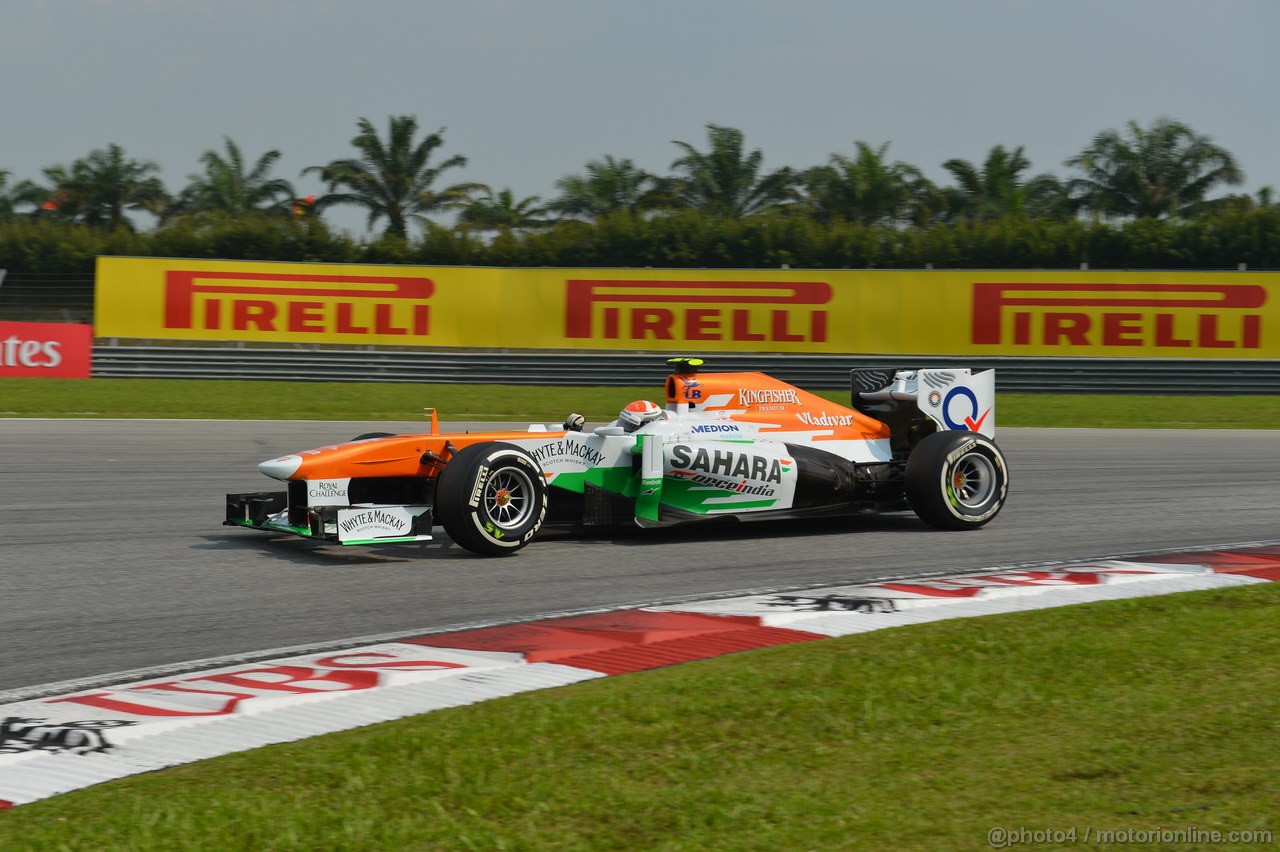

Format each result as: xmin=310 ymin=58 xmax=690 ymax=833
xmin=940 ymin=439 xmax=1007 ymax=523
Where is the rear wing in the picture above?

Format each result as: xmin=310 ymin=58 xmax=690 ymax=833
xmin=851 ymin=368 xmax=996 ymax=440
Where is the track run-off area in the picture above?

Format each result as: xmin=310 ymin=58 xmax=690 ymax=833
xmin=3 ymin=418 xmax=1280 ymax=694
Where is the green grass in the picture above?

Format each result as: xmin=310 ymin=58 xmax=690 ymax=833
xmin=1 ymin=584 xmax=1276 ymax=849
xmin=1 ymin=377 xmax=1275 ymax=846
xmin=4 ymin=377 xmax=1280 ymax=427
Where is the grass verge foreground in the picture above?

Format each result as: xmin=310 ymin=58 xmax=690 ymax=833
xmin=1 ymin=584 xmax=1277 ymax=850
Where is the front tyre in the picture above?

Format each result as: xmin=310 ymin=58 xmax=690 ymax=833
xmin=435 ymin=442 xmax=547 ymax=555
xmin=905 ymin=431 xmax=1008 ymax=530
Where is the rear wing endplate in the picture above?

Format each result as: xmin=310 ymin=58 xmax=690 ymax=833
xmin=851 ymin=368 xmax=996 ymax=438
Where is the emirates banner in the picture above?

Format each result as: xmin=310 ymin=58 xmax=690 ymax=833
xmin=95 ymin=257 xmax=1280 ymax=358
xmin=0 ymin=321 xmax=93 ymax=378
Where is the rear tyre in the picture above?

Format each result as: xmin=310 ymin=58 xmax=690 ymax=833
xmin=351 ymin=432 xmax=396 ymax=441
xmin=905 ymin=431 xmax=1008 ymax=530
xmin=435 ymin=442 xmax=547 ymax=555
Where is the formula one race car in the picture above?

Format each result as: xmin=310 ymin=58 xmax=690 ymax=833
xmin=225 ymin=359 xmax=1009 ymax=556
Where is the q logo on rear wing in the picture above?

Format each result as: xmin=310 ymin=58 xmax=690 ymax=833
xmin=919 ymin=369 xmax=995 ymax=438
xmin=853 ymin=368 xmax=996 ymax=439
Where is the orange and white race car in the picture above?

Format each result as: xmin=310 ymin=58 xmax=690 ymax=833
xmin=225 ymin=358 xmax=1008 ymax=556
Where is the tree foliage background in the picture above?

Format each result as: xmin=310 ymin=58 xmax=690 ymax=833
xmin=1 ymin=116 xmax=1277 ymax=273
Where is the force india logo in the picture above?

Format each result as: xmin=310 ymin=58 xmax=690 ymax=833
xmin=971 ymin=282 xmax=1266 ymax=349
xmin=669 ymin=444 xmax=788 ymax=496
xmin=564 ymin=280 xmax=831 ymax=343
xmin=163 ymin=270 xmax=434 ymax=337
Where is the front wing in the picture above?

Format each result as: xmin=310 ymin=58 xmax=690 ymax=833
xmin=225 ymin=491 xmax=434 ymax=545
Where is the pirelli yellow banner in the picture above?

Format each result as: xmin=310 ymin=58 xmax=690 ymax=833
xmin=95 ymin=257 xmax=1280 ymax=358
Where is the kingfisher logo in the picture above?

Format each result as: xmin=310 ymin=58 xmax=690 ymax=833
xmin=164 ymin=270 xmax=434 ymax=337
xmin=738 ymin=388 xmax=800 ymax=406
xmin=971 ymin=282 xmax=1266 ymax=350
xmin=564 ymin=280 xmax=831 ymax=343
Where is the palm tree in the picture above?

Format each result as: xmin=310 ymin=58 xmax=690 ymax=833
xmin=168 ymin=137 xmax=296 ymax=221
xmin=548 ymin=156 xmax=664 ymax=219
xmin=457 ymin=188 xmax=548 ymax=233
xmin=667 ymin=124 xmax=799 ymax=217
xmin=1214 ymin=186 xmax=1276 ymax=214
xmin=802 ymin=141 xmax=937 ymax=226
xmin=0 ymin=170 xmax=13 ymax=221
xmin=5 ymin=177 xmax=55 ymax=220
xmin=303 ymin=116 xmax=486 ymax=237
xmin=941 ymin=145 xmax=1064 ymax=221
xmin=11 ymin=169 xmax=78 ymax=222
xmin=16 ymin=144 xmax=168 ymax=229
xmin=1064 ymin=118 xmax=1243 ymax=219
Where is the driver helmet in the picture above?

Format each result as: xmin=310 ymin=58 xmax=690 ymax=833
xmin=618 ymin=399 xmax=663 ymax=432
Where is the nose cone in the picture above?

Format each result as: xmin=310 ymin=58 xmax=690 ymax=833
xmin=259 ymin=454 xmax=303 ymax=480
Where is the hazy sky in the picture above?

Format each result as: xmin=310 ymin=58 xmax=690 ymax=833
xmin=2 ymin=0 xmax=1277 ymax=234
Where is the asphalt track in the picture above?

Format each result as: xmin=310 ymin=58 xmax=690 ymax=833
xmin=3 ymin=419 xmax=1279 ymax=692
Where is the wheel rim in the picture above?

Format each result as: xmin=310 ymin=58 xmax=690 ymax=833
xmin=485 ymin=466 xmax=536 ymax=529
xmin=949 ymin=451 xmax=997 ymax=509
